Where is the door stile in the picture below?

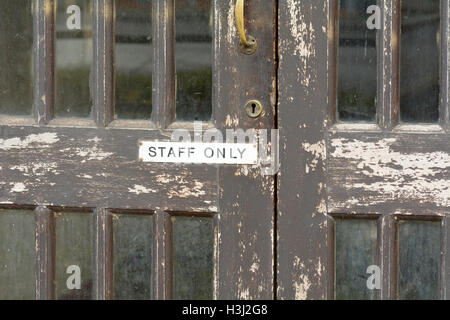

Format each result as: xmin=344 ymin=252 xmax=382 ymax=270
xmin=277 ymin=0 xmax=330 ymax=300
xmin=214 ymin=0 xmax=276 ymax=299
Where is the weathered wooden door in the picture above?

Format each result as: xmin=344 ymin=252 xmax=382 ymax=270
xmin=0 ymin=0 xmax=276 ymax=300
xmin=278 ymin=0 xmax=450 ymax=300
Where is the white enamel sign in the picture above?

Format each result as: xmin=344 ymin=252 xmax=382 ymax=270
xmin=139 ymin=141 xmax=258 ymax=165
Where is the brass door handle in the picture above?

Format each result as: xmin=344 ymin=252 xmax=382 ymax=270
xmin=235 ymin=0 xmax=257 ymax=54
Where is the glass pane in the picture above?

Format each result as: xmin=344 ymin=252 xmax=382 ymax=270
xmin=400 ymin=0 xmax=440 ymax=123
xmin=335 ymin=219 xmax=378 ymax=300
xmin=338 ymin=0 xmax=377 ymax=122
xmin=398 ymin=220 xmax=441 ymax=300
xmin=173 ymin=216 xmax=214 ymax=299
xmin=0 ymin=0 xmax=33 ymax=116
xmin=0 ymin=210 xmax=35 ymax=300
xmin=113 ymin=214 xmax=153 ymax=300
xmin=56 ymin=0 xmax=93 ymax=118
xmin=175 ymin=0 xmax=212 ymax=121
xmin=55 ymin=212 xmax=93 ymax=300
xmin=115 ymin=0 xmax=153 ymax=120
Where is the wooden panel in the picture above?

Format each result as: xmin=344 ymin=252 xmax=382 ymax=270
xmin=277 ymin=0 xmax=330 ymax=300
xmin=0 ymin=126 xmax=217 ymax=211
xmin=328 ymin=130 xmax=450 ymax=215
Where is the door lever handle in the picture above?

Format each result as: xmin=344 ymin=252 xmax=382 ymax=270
xmin=235 ymin=0 xmax=257 ymax=54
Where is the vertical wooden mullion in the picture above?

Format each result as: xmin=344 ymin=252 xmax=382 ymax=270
xmin=378 ymin=0 xmax=400 ymax=130
xmin=93 ymin=0 xmax=114 ymax=127
xmin=93 ymin=208 xmax=113 ymax=300
xmin=379 ymin=214 xmax=396 ymax=300
xmin=35 ymin=206 xmax=55 ymax=300
xmin=329 ymin=0 xmax=339 ymax=124
xmin=441 ymin=0 xmax=449 ymax=130
xmin=442 ymin=216 xmax=450 ymax=299
xmin=153 ymin=210 xmax=173 ymax=300
xmin=33 ymin=0 xmax=55 ymax=125
xmin=152 ymin=0 xmax=176 ymax=128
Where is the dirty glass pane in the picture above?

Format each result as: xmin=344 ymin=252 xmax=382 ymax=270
xmin=115 ymin=0 xmax=153 ymax=120
xmin=398 ymin=220 xmax=441 ymax=300
xmin=400 ymin=0 xmax=440 ymax=123
xmin=55 ymin=212 xmax=93 ymax=300
xmin=175 ymin=0 xmax=213 ymax=121
xmin=338 ymin=0 xmax=377 ymax=122
xmin=173 ymin=216 xmax=214 ymax=299
xmin=56 ymin=0 xmax=93 ymax=118
xmin=113 ymin=214 xmax=153 ymax=300
xmin=0 ymin=0 xmax=33 ymax=116
xmin=335 ymin=219 xmax=378 ymax=300
xmin=0 ymin=210 xmax=35 ymax=300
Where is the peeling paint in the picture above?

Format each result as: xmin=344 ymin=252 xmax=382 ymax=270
xmin=128 ymin=185 xmax=156 ymax=195
xmin=302 ymin=140 xmax=326 ymax=173
xmin=331 ymin=138 xmax=450 ymax=206
xmin=0 ymin=133 xmax=59 ymax=150
xmin=10 ymin=183 xmax=28 ymax=193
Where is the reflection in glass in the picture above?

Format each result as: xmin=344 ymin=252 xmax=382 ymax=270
xmin=115 ymin=0 xmax=153 ymax=119
xmin=173 ymin=216 xmax=214 ymax=299
xmin=55 ymin=212 xmax=93 ymax=300
xmin=0 ymin=0 xmax=33 ymax=115
xmin=400 ymin=0 xmax=440 ymax=123
xmin=0 ymin=210 xmax=35 ymax=300
xmin=398 ymin=220 xmax=441 ymax=300
xmin=113 ymin=214 xmax=153 ymax=300
xmin=338 ymin=0 xmax=377 ymax=122
xmin=56 ymin=0 xmax=93 ymax=118
xmin=335 ymin=219 xmax=378 ymax=300
xmin=175 ymin=0 xmax=212 ymax=121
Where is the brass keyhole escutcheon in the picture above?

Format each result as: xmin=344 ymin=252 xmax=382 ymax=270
xmin=245 ymin=100 xmax=263 ymax=118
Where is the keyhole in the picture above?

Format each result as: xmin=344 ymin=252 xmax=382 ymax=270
xmin=245 ymin=100 xmax=262 ymax=118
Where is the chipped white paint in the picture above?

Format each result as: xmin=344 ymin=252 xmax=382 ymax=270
xmin=227 ymin=0 xmax=237 ymax=45
xmin=74 ymin=146 xmax=113 ymax=161
xmin=292 ymin=257 xmax=312 ymax=300
xmin=10 ymin=183 xmax=28 ymax=193
xmin=331 ymin=138 xmax=450 ymax=206
xmin=128 ymin=185 xmax=155 ymax=195
xmin=0 ymin=133 xmax=59 ymax=150
xmin=77 ymin=174 xmax=93 ymax=179
xmin=286 ymin=0 xmax=315 ymax=86
xmin=10 ymin=162 xmax=59 ymax=176
xmin=168 ymin=181 xmax=206 ymax=199
xmin=302 ymin=140 xmax=326 ymax=173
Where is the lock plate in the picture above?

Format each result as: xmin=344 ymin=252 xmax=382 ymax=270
xmin=245 ymin=100 xmax=263 ymax=118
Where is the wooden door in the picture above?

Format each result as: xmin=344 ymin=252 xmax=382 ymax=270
xmin=278 ymin=0 xmax=450 ymax=300
xmin=0 ymin=0 xmax=276 ymax=300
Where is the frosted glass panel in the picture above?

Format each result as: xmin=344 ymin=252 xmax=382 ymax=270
xmin=113 ymin=214 xmax=153 ymax=300
xmin=173 ymin=216 xmax=214 ymax=300
xmin=0 ymin=210 xmax=35 ymax=300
